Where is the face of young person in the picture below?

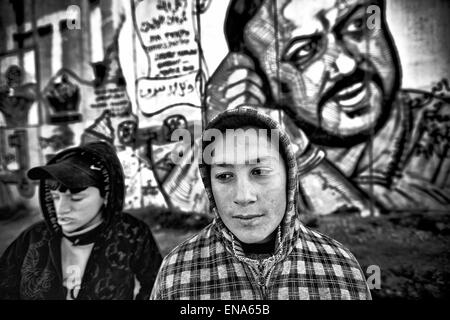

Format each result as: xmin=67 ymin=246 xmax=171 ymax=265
xmin=244 ymin=0 xmax=399 ymax=144
xmin=210 ymin=128 xmax=287 ymax=244
xmin=50 ymin=186 xmax=104 ymax=234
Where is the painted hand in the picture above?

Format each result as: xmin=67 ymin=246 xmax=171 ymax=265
xmin=205 ymin=52 xmax=267 ymax=121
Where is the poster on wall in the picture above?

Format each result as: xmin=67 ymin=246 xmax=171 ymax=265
xmin=133 ymin=0 xmax=203 ymax=127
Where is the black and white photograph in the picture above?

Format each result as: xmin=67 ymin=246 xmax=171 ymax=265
xmin=0 ymin=0 xmax=449 ymax=309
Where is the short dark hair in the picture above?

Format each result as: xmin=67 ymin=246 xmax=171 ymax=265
xmin=46 ymin=178 xmax=106 ymax=198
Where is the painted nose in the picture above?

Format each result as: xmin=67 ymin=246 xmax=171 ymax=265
xmin=233 ymin=176 xmax=257 ymax=206
xmin=329 ymin=51 xmax=357 ymax=80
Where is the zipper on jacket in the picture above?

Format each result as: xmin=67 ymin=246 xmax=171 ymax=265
xmin=241 ymin=257 xmax=280 ymax=299
xmin=230 ymin=231 xmax=281 ymax=299
xmin=258 ymin=260 xmax=279 ymax=299
xmin=257 ymin=262 xmax=268 ymax=299
xmin=243 ymin=261 xmax=266 ymax=299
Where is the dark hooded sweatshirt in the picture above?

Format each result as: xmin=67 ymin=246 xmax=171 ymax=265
xmin=150 ymin=106 xmax=371 ymax=300
xmin=0 ymin=142 xmax=162 ymax=299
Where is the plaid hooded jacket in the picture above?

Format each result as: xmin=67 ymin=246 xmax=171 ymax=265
xmin=151 ymin=107 xmax=371 ymax=300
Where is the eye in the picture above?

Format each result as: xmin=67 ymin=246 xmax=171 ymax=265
xmin=71 ymin=197 xmax=83 ymax=202
xmin=214 ymin=172 xmax=234 ymax=182
xmin=346 ymin=17 xmax=365 ymax=32
xmin=283 ymin=36 xmax=321 ymax=67
xmin=251 ymin=167 xmax=272 ymax=176
xmin=342 ymin=10 xmax=368 ymax=40
xmin=51 ymin=194 xmax=60 ymax=201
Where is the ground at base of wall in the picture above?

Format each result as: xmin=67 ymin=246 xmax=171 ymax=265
xmin=145 ymin=209 xmax=450 ymax=300
xmin=1 ymin=206 xmax=449 ymax=299
xmin=304 ymin=212 xmax=450 ymax=299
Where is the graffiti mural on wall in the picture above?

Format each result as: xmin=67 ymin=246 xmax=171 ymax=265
xmin=206 ymin=0 xmax=450 ymax=216
xmin=0 ymin=0 xmax=211 ymax=217
xmin=131 ymin=0 xmax=208 ymax=213
xmin=0 ymin=64 xmax=38 ymax=217
xmin=0 ymin=0 xmax=449 ymax=219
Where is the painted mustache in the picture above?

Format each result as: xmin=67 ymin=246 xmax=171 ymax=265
xmin=318 ymin=67 xmax=384 ymax=108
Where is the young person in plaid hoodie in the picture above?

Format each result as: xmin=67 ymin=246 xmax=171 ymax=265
xmin=151 ymin=106 xmax=371 ymax=300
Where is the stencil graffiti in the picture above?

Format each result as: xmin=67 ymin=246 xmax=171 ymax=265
xmin=0 ymin=65 xmax=38 ymax=217
xmin=0 ymin=65 xmax=37 ymax=128
xmin=44 ymin=73 xmax=82 ymax=124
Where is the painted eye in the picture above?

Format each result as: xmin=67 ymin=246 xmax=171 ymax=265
xmin=346 ymin=17 xmax=365 ymax=33
xmin=341 ymin=9 xmax=369 ymax=41
xmin=283 ymin=36 xmax=323 ymax=68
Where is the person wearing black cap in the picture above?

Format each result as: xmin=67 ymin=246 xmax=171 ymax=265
xmin=0 ymin=141 xmax=162 ymax=299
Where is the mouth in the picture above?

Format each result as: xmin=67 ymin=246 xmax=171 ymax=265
xmin=57 ymin=217 xmax=74 ymax=225
xmin=333 ymin=81 xmax=369 ymax=112
xmin=233 ymin=214 xmax=264 ymax=224
xmin=318 ymin=67 xmax=382 ymax=119
xmin=234 ymin=213 xmax=263 ymax=219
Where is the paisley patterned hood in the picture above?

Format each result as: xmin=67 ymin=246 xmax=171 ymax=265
xmin=0 ymin=140 xmax=162 ymax=300
xmin=38 ymin=141 xmax=125 ymax=235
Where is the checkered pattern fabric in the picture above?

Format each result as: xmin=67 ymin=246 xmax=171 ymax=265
xmin=150 ymin=218 xmax=370 ymax=300
xmin=150 ymin=106 xmax=371 ymax=300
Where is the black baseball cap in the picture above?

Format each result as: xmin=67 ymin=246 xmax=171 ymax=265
xmin=28 ymin=152 xmax=104 ymax=190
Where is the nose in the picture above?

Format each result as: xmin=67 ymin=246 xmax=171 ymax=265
xmin=55 ymin=197 xmax=71 ymax=215
xmin=328 ymin=45 xmax=357 ymax=81
xmin=233 ymin=176 xmax=257 ymax=206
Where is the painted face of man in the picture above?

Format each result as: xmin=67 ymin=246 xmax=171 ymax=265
xmin=244 ymin=0 xmax=399 ymax=145
xmin=50 ymin=186 xmax=104 ymax=234
xmin=210 ymin=127 xmax=287 ymax=244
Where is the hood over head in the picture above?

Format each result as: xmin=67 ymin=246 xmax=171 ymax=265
xmin=28 ymin=141 xmax=125 ymax=236
xmin=198 ymin=106 xmax=301 ymax=258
